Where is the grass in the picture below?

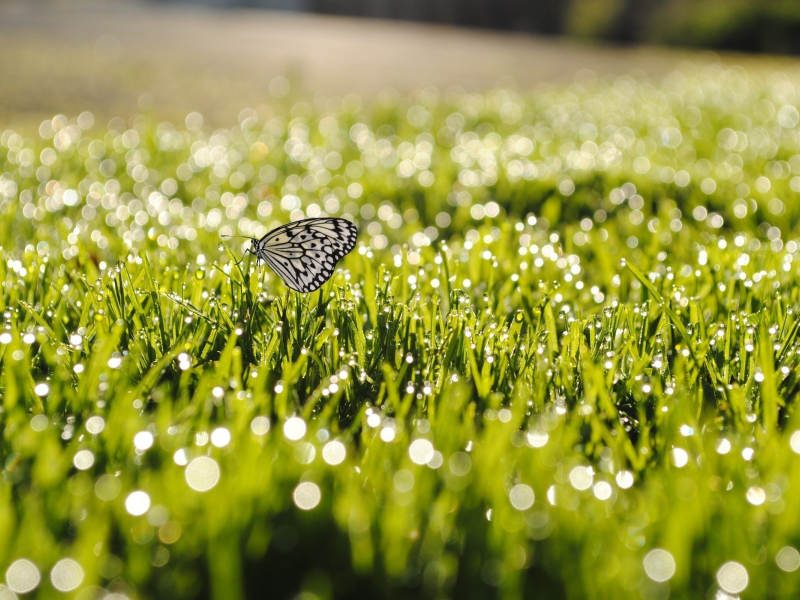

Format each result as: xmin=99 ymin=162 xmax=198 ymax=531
xmin=3 ymin=62 xmax=800 ymax=599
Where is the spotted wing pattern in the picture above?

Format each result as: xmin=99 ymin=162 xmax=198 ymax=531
xmin=253 ymin=218 xmax=358 ymax=293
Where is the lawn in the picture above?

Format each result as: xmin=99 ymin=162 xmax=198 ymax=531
xmin=3 ymin=63 xmax=800 ymax=599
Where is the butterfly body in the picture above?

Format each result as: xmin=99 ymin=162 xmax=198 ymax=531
xmin=240 ymin=217 xmax=357 ymax=293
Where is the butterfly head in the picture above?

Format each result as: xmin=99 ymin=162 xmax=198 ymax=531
xmin=220 ymin=234 xmax=259 ymax=265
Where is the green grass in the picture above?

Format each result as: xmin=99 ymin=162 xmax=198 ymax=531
xmin=3 ymin=63 xmax=800 ymax=599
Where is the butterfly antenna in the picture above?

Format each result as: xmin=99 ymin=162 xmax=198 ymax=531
xmin=221 ymin=234 xmax=256 ymax=240
xmin=219 ymin=239 xmax=250 ymax=267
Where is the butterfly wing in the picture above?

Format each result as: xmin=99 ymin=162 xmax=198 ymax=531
xmin=254 ymin=218 xmax=358 ymax=293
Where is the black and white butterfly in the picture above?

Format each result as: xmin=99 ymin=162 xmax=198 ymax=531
xmin=224 ymin=218 xmax=358 ymax=293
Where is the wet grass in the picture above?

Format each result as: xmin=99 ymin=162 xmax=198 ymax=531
xmin=3 ymin=63 xmax=800 ymax=599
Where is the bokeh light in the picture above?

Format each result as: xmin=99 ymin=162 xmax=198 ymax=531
xmin=125 ymin=491 xmax=151 ymax=516
xmin=776 ymin=547 xmax=800 ymax=572
xmin=133 ymin=431 xmax=154 ymax=451
xmin=185 ymin=457 xmax=221 ymax=492
xmin=0 ymin=584 xmax=18 ymax=600
xmin=211 ymin=427 xmax=231 ymax=448
xmin=509 ymin=484 xmax=535 ymax=510
xmin=293 ymin=482 xmax=321 ymax=510
xmin=73 ymin=449 xmax=94 ymax=470
xmin=322 ymin=440 xmax=346 ymax=465
xmin=569 ymin=466 xmax=593 ymax=491
xmin=95 ymin=475 xmax=122 ymax=501
xmin=50 ymin=559 xmax=84 ymax=592
xmin=643 ymin=549 xmax=676 ymax=582
xmin=5 ymin=560 xmax=40 ymax=594
xmin=615 ymin=471 xmax=634 ymax=489
xmin=716 ymin=561 xmax=748 ymax=594
xmin=85 ymin=416 xmax=105 ymax=434
xmin=283 ymin=417 xmax=307 ymax=441
xmin=408 ymin=439 xmax=434 ymax=465
xmin=250 ymin=416 xmax=271 ymax=436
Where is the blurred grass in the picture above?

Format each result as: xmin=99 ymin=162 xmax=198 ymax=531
xmin=3 ymin=63 xmax=800 ymax=599
xmin=567 ymin=0 xmax=800 ymax=54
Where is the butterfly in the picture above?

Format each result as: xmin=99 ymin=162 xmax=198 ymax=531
xmin=223 ymin=217 xmax=358 ymax=293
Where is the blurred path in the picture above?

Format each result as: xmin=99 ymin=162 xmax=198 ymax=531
xmin=1 ymin=1 xmax=797 ymax=127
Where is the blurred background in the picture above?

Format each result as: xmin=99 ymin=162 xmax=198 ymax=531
xmin=159 ymin=0 xmax=800 ymax=54
xmin=2 ymin=0 xmax=799 ymax=130
xmin=3 ymin=2 xmax=800 ymax=600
